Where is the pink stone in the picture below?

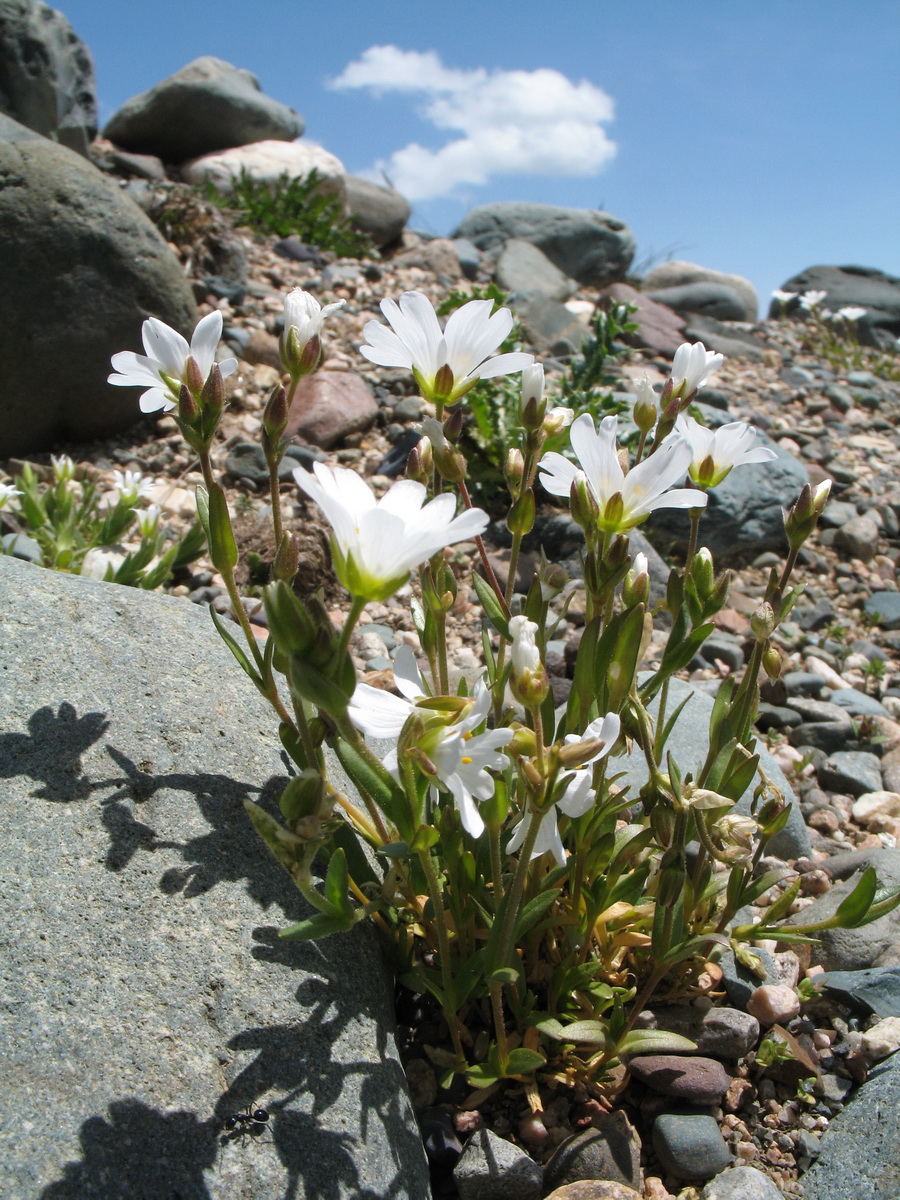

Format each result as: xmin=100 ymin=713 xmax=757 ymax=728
xmin=746 ymin=984 xmax=801 ymax=1026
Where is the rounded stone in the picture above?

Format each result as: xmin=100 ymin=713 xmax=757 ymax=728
xmin=544 ymin=1184 xmax=642 ymax=1200
xmin=0 ymin=121 xmax=198 ymax=456
xmin=746 ymin=984 xmax=801 ymax=1026
xmin=651 ymin=1113 xmax=732 ymax=1181
xmin=699 ymin=1164 xmax=787 ymax=1199
xmin=629 ymin=1055 xmax=731 ymax=1104
xmin=543 ymin=1114 xmax=642 ymax=1193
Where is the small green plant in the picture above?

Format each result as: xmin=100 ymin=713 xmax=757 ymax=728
xmin=0 ymin=457 xmax=205 ymax=589
xmin=781 ymin=291 xmax=900 ymax=381
xmin=205 ymin=168 xmax=372 ymax=257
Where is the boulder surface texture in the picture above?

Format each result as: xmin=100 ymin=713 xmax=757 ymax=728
xmin=103 ymin=56 xmax=303 ymax=162
xmin=0 ymin=119 xmax=197 ymax=456
xmin=0 ymin=0 xmax=96 ymax=154
xmin=454 ymin=201 xmax=635 ymax=288
xmin=0 ymin=554 xmax=429 ymax=1200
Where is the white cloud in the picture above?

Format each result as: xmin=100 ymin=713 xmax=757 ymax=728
xmin=329 ymin=46 xmax=617 ymax=202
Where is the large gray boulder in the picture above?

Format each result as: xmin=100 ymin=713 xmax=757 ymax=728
xmin=344 ymin=174 xmax=410 ymax=248
xmin=0 ymin=554 xmax=429 ymax=1200
xmin=802 ymin=1052 xmax=900 ymax=1200
xmin=643 ymin=261 xmax=759 ymax=323
xmin=0 ymin=120 xmax=197 ymax=456
xmin=646 ymin=408 xmax=809 ymax=564
xmin=454 ymin=201 xmax=634 ymax=288
xmin=0 ymin=0 xmax=96 ymax=155
xmin=769 ymin=265 xmax=900 ymax=345
xmin=103 ymin=56 xmax=303 ymax=163
xmin=645 ymin=282 xmax=749 ymax=323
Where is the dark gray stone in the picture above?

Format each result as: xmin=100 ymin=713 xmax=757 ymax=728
xmin=683 ymin=316 xmax=767 ymax=363
xmin=820 ymin=500 xmax=859 ymax=529
xmin=699 ymin=633 xmax=746 ymax=673
xmin=788 ymin=722 xmax=855 ymax=753
xmin=802 ymin=1052 xmax=900 ymax=1199
xmin=646 ymin=282 xmax=748 ymax=322
xmin=0 ymin=121 xmax=198 ymax=456
xmin=769 ymin=265 xmax=900 ymax=342
xmin=452 ymin=237 xmax=481 ymax=280
xmin=542 ymin=1114 xmax=642 ymax=1192
xmin=454 ymin=201 xmax=634 ymax=288
xmin=864 ymin=592 xmax=900 ymax=631
xmin=754 ymin=704 xmax=803 ymax=731
xmin=718 ymin=946 xmax=781 ymax=1008
xmin=786 ymin=699 xmax=852 ymax=725
xmin=0 ymin=0 xmax=96 ymax=154
xmin=633 ymin=1006 xmax=759 ymax=1060
xmin=818 ymin=967 xmax=900 ymax=1018
xmin=103 ymin=56 xmax=303 ymax=163
xmin=495 ymin=238 xmax=578 ymax=303
xmin=517 ymin=296 xmax=591 ymax=355
xmin=783 ymin=671 xmax=827 ymax=698
xmin=454 ymin=1127 xmax=542 ymax=1200
xmin=344 ymin=174 xmax=409 ymax=248
xmin=829 ymin=690 xmax=889 ymax=718
xmin=789 ymin=850 xmax=900 ymax=971
xmin=621 ymin=677 xmax=809 ymax=861
xmin=1 ymin=530 xmax=42 ymax=562
xmin=651 ymin=1113 xmax=731 ymax=1181
xmin=834 ymin=515 xmax=880 ymax=562
xmin=0 ymin=554 xmax=429 ymax=1199
xmin=818 ymin=751 xmax=883 ymax=798
xmin=699 ymin=1165 xmax=785 ymax=1199
xmin=645 ymin=438 xmax=808 ymax=564
xmin=642 ymin=262 xmax=758 ymax=323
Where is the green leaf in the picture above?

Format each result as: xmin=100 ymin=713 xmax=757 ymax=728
xmin=472 ymin=571 xmax=510 ymax=640
xmin=323 ymin=848 xmax=350 ymax=915
xmin=833 ymin=867 xmax=877 ymax=927
xmin=618 ymin=1030 xmax=697 ymax=1056
xmin=550 ymin=1020 xmax=609 ymax=1045
xmin=513 ymin=888 xmax=561 ymax=942
xmin=504 ymin=1048 xmax=545 ymax=1076
xmin=209 ymin=606 xmax=263 ymax=690
xmin=465 ymin=1063 xmax=500 ymax=1088
xmin=242 ymin=798 xmax=297 ymax=874
xmin=333 ymin=736 xmax=410 ymax=839
xmin=409 ymin=825 xmax=440 ymax=853
xmin=279 ymin=911 xmax=355 ymax=941
xmin=489 ymin=967 xmax=520 ymax=987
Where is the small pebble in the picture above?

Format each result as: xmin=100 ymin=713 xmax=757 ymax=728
xmin=746 ymin=984 xmax=801 ymax=1026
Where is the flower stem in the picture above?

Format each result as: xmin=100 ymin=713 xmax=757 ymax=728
xmin=418 ymin=847 xmax=466 ymax=1059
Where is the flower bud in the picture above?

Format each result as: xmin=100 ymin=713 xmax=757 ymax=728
xmin=178 ymin=382 xmax=199 ymax=424
xmin=443 ymin=406 xmax=464 ymax=444
xmin=184 ymin=354 xmax=205 ymax=398
xmin=784 ymin=480 xmax=832 ymax=550
xmin=273 ymin=532 xmax=300 ymax=583
xmin=521 ymin=364 xmax=546 ymax=431
xmin=263 ymin=384 xmax=289 ymax=442
xmin=539 ymin=560 xmax=568 ymax=601
xmin=505 ymin=448 xmax=525 ymax=496
xmin=763 ymin=643 xmax=783 ymax=681
xmin=633 ymin=376 xmax=658 ymax=434
xmin=569 ymin=471 xmax=599 ymax=531
xmin=542 ymin=406 xmax=574 ymax=437
xmin=750 ymin=601 xmax=777 ymax=642
xmin=622 ymin=551 xmax=650 ymax=608
xmin=508 ymin=614 xmax=549 ymax=707
xmin=279 ymin=769 xmax=327 ymax=824
xmin=200 ymin=363 xmax=225 ymax=425
xmin=690 ymin=547 xmax=715 ymax=601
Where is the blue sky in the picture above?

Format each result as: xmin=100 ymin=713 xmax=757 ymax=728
xmin=60 ymin=0 xmax=899 ymax=316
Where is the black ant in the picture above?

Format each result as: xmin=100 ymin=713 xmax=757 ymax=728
xmin=222 ymin=1105 xmax=270 ymax=1144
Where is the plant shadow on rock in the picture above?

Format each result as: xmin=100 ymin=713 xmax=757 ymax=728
xmin=0 ymin=701 xmax=110 ymax=801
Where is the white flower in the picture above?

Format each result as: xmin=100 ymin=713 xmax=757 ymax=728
xmin=294 ymin=461 xmax=489 ymax=602
xmin=799 ymin=289 xmax=828 ymax=311
xmin=359 ymin=290 xmax=533 ymax=405
xmin=771 ymin=289 xmax=798 ymax=305
xmin=539 ymin=414 xmax=706 ymax=533
xmin=51 ymin=453 xmax=76 ymax=483
xmin=109 ymin=311 xmax=238 ymax=413
xmin=674 ymin=414 xmax=777 ymax=489
xmin=282 ymin=288 xmax=345 ymax=375
xmin=670 ymin=341 xmax=724 ymax=397
xmin=837 ymin=306 xmax=867 ymax=322
xmin=506 ymin=712 xmax=620 ymax=867
xmin=509 ymin=615 xmax=541 ymax=678
xmin=134 ymin=504 xmax=162 ymax=538
xmin=112 ymin=468 xmax=154 ymax=504
xmin=0 ymin=482 xmax=22 ymax=510
xmin=543 ymin=406 xmax=575 ymax=436
xmin=348 ymin=645 xmax=513 ymax=838
xmin=522 ymin=362 xmax=544 ymax=406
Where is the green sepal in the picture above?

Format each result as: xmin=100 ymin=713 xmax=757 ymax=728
xmin=333 ymin=735 xmax=411 ymax=840
xmin=206 ymin=482 xmax=237 ymax=572
xmin=242 ymin=797 xmax=298 ymax=873
xmin=324 ymin=848 xmax=351 ymax=916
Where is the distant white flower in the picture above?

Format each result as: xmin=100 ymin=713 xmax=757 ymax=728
xmin=51 ymin=453 xmax=76 ymax=483
xmin=670 ymin=341 xmax=724 ymax=397
xmin=506 ymin=712 xmax=620 ymax=867
xmin=0 ymin=482 xmax=21 ymax=510
xmin=837 ymin=306 xmax=867 ymax=323
xmin=134 ymin=504 xmax=162 ymax=538
xmin=294 ymin=461 xmax=489 ymax=602
xmin=281 ymin=288 xmax=345 ymax=375
xmin=674 ymin=414 xmax=777 ymax=489
xmin=799 ymin=290 xmax=828 ymax=311
xmin=360 ymin=290 xmax=533 ymax=405
xmin=539 ymin=414 xmax=706 ymax=533
xmin=771 ymin=289 xmax=798 ymax=305
xmin=109 ymin=311 xmax=238 ymax=413
xmin=348 ymin=645 xmax=513 ymax=838
xmin=112 ymin=469 xmax=154 ymax=504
